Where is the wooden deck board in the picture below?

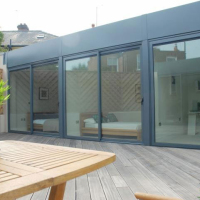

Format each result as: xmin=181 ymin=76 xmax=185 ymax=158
xmin=0 ymin=132 xmax=198 ymax=200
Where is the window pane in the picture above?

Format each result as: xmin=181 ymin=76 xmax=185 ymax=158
xmin=154 ymin=39 xmax=200 ymax=145
xmin=101 ymin=49 xmax=142 ymax=141
xmin=10 ymin=69 xmax=30 ymax=131
xmin=33 ymin=63 xmax=59 ymax=133
xmin=66 ymin=56 xmax=98 ymax=138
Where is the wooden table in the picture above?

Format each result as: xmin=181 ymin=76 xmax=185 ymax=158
xmin=0 ymin=140 xmax=116 ymax=200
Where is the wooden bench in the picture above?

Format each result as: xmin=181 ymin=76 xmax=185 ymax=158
xmin=135 ymin=192 xmax=182 ymax=200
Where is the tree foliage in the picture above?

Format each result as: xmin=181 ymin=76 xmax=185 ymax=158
xmin=72 ymin=63 xmax=88 ymax=71
xmin=0 ymin=80 xmax=10 ymax=106
xmin=0 ymin=32 xmax=8 ymax=52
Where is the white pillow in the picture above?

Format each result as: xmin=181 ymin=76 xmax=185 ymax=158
xmin=84 ymin=118 xmax=96 ymax=124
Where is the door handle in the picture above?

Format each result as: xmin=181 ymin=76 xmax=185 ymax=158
xmin=141 ymin=98 xmax=144 ymax=105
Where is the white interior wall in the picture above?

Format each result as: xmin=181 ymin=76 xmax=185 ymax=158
xmin=158 ymin=75 xmax=181 ymax=124
xmin=155 ymin=58 xmax=200 ymax=135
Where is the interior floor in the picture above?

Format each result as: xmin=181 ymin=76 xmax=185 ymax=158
xmin=156 ymin=124 xmax=200 ymax=145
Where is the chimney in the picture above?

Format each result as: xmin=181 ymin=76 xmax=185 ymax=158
xmin=17 ymin=23 xmax=29 ymax=31
xmin=91 ymin=24 xmax=95 ymax=28
xmin=174 ymin=43 xmax=178 ymax=51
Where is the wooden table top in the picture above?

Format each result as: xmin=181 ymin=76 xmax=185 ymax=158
xmin=0 ymin=140 xmax=116 ymax=200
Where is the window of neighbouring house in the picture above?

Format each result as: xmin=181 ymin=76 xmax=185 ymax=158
xmin=107 ymin=57 xmax=118 ymax=72
xmin=166 ymin=56 xmax=177 ymax=62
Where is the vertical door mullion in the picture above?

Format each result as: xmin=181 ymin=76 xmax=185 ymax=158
xmin=7 ymin=70 xmax=11 ymax=132
xmin=97 ymin=51 xmax=102 ymax=141
xmin=63 ymin=58 xmax=67 ymax=138
xmin=141 ymin=40 xmax=151 ymax=145
xmin=58 ymin=56 xmax=64 ymax=138
xmin=30 ymin=65 xmax=33 ymax=134
xmin=140 ymin=45 xmax=144 ymax=143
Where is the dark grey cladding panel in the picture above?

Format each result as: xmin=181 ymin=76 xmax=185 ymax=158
xmin=61 ymin=15 xmax=146 ymax=56
xmin=7 ymin=1 xmax=200 ymax=68
xmin=147 ymin=2 xmax=200 ymax=39
xmin=7 ymin=37 xmax=62 ymax=68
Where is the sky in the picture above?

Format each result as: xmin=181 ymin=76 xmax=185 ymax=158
xmin=0 ymin=0 xmax=199 ymax=37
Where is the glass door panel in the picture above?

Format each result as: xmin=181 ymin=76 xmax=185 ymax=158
xmin=33 ymin=63 xmax=59 ymax=134
xmin=101 ymin=49 xmax=142 ymax=141
xmin=65 ymin=56 xmax=98 ymax=139
xmin=10 ymin=68 xmax=30 ymax=132
xmin=154 ymin=39 xmax=200 ymax=145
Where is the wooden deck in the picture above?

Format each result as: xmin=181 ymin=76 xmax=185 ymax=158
xmin=0 ymin=132 xmax=199 ymax=200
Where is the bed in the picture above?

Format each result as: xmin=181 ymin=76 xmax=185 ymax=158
xmin=27 ymin=112 xmax=59 ymax=132
xmin=80 ymin=112 xmax=142 ymax=140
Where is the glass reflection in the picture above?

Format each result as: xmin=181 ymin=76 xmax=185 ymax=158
xmin=154 ymin=39 xmax=200 ymax=145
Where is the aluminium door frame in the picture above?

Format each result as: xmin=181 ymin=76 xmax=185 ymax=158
xmin=8 ymin=58 xmax=62 ymax=137
xmin=149 ymin=31 xmax=200 ymax=149
xmin=63 ymin=43 xmax=146 ymax=144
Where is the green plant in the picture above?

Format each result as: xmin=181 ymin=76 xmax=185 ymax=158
xmin=0 ymin=80 xmax=10 ymax=106
xmin=0 ymin=32 xmax=8 ymax=52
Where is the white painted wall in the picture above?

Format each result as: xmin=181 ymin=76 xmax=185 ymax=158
xmin=155 ymin=58 xmax=200 ymax=134
xmin=158 ymin=75 xmax=181 ymax=124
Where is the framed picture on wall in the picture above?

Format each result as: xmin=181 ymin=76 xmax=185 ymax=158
xmin=39 ymin=87 xmax=49 ymax=100
xmin=135 ymin=84 xmax=141 ymax=94
xmin=136 ymin=93 xmax=141 ymax=103
xmin=135 ymin=84 xmax=141 ymax=103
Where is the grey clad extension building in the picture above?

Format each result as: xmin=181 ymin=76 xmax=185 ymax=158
xmin=4 ymin=1 xmax=200 ymax=148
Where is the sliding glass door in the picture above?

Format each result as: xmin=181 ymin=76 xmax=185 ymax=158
xmin=65 ymin=55 xmax=99 ymax=139
xmin=101 ymin=49 xmax=142 ymax=141
xmin=9 ymin=46 xmax=143 ymax=143
xmin=154 ymin=38 xmax=200 ymax=146
xmin=10 ymin=68 xmax=30 ymax=132
xmin=33 ymin=62 xmax=59 ymax=134
xmin=64 ymin=48 xmax=143 ymax=142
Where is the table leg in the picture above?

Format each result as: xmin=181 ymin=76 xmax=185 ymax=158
xmin=48 ymin=182 xmax=66 ymax=200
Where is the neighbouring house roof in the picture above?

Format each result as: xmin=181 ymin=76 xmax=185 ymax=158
xmin=1 ymin=31 xmax=57 ymax=47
